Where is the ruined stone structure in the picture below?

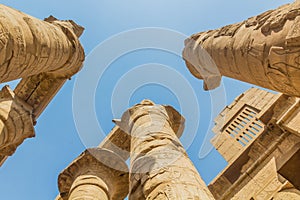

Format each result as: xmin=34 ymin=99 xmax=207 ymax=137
xmin=116 ymin=100 xmax=214 ymax=199
xmin=183 ymin=0 xmax=300 ymax=96
xmin=183 ymin=2 xmax=300 ymax=198
xmin=1 ymin=1 xmax=300 ymax=200
xmin=0 ymin=4 xmax=85 ymax=165
xmin=209 ymin=88 xmax=300 ymax=200
xmin=57 ymin=148 xmax=129 ymax=200
xmin=57 ymin=101 xmax=215 ymax=199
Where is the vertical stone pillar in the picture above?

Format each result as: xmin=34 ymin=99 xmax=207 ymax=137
xmin=0 ymin=86 xmax=34 ymax=158
xmin=115 ymin=100 xmax=215 ymax=200
xmin=0 ymin=4 xmax=84 ymax=83
xmin=183 ymin=1 xmax=300 ymax=96
xmin=0 ymin=4 xmax=85 ymax=166
xmin=58 ymin=148 xmax=129 ymax=200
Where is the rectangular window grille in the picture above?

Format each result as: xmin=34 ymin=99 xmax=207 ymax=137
xmin=224 ymin=106 xmax=265 ymax=147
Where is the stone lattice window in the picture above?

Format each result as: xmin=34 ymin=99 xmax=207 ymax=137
xmin=224 ymin=106 xmax=265 ymax=147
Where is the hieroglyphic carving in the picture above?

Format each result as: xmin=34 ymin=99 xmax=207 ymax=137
xmin=183 ymin=1 xmax=300 ymax=97
xmin=58 ymin=148 xmax=129 ymax=200
xmin=0 ymin=5 xmax=84 ymax=83
xmin=231 ymin=158 xmax=283 ymax=200
xmin=115 ymin=100 xmax=215 ymax=200
xmin=0 ymin=4 xmax=85 ymax=166
xmin=0 ymin=86 xmax=34 ymax=156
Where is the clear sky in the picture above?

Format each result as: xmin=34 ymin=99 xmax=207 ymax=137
xmin=0 ymin=0 xmax=293 ymax=199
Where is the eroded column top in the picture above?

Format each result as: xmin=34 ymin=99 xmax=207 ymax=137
xmin=58 ymin=148 xmax=129 ymax=200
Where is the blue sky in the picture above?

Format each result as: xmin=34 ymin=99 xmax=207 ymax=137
xmin=0 ymin=0 xmax=293 ymax=199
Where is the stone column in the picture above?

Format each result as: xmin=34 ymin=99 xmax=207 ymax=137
xmin=58 ymin=148 xmax=129 ymax=200
xmin=115 ymin=100 xmax=215 ymax=200
xmin=0 ymin=4 xmax=85 ymax=166
xmin=183 ymin=1 xmax=300 ymax=97
xmin=0 ymin=4 xmax=84 ymax=84
xmin=0 ymin=86 xmax=34 ymax=159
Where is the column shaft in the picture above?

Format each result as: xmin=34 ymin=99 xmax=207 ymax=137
xmin=0 ymin=4 xmax=85 ymax=166
xmin=119 ymin=101 xmax=214 ymax=199
xmin=183 ymin=1 xmax=300 ymax=96
xmin=68 ymin=175 xmax=109 ymax=200
xmin=0 ymin=4 xmax=84 ymax=83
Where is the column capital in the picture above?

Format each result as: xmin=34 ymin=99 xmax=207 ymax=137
xmin=0 ymin=86 xmax=35 ymax=157
xmin=113 ymin=99 xmax=185 ymax=138
xmin=183 ymin=1 xmax=300 ymax=96
xmin=58 ymin=148 xmax=129 ymax=200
